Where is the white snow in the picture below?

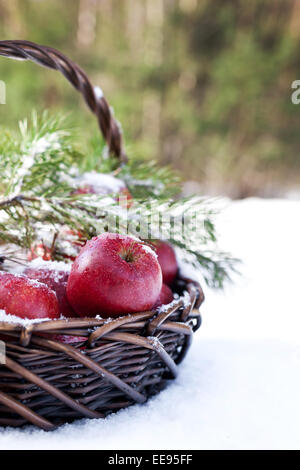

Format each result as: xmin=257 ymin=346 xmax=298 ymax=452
xmin=140 ymin=242 xmax=158 ymax=258
xmin=27 ymin=258 xmax=71 ymax=273
xmin=156 ymin=291 xmax=190 ymax=313
xmin=0 ymin=197 xmax=300 ymax=449
xmin=10 ymin=131 xmax=64 ymax=197
xmin=94 ymin=86 xmax=104 ymax=100
xmin=182 ymin=290 xmax=191 ymax=308
xmin=0 ymin=309 xmax=55 ymax=326
xmin=8 ymin=257 xmax=71 ymax=276
xmin=157 ymin=298 xmax=179 ymax=313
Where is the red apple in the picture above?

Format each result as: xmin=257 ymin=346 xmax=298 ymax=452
xmin=27 ymin=243 xmax=52 ymax=262
xmin=0 ymin=272 xmax=60 ymax=320
xmin=152 ymin=284 xmax=174 ymax=309
xmin=67 ymin=233 xmax=162 ymax=318
xmin=25 ymin=267 xmax=76 ymax=318
xmin=73 ymin=172 xmax=133 ymax=209
xmin=153 ymin=241 xmax=178 ymax=286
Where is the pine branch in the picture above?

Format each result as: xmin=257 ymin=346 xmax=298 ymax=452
xmin=0 ymin=111 xmax=78 ymax=198
xmin=0 ymin=112 xmax=239 ymax=289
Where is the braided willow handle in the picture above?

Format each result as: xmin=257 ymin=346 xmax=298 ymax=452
xmin=0 ymin=40 xmax=127 ymax=165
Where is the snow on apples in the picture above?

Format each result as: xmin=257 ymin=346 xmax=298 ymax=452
xmin=74 ymin=172 xmax=127 ymax=195
xmin=66 ymin=233 xmax=163 ymax=318
xmin=73 ymin=171 xmax=133 ymax=208
xmin=0 ymin=272 xmax=60 ymax=320
xmin=153 ymin=283 xmax=174 ymax=308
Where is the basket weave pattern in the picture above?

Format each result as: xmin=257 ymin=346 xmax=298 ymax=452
xmin=0 ymin=41 xmax=204 ymax=430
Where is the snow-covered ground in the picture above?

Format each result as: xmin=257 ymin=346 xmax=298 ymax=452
xmin=1 ymin=198 xmax=300 ymax=450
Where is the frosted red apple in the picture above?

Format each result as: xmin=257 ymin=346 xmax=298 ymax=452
xmin=74 ymin=172 xmax=133 ymax=208
xmin=25 ymin=267 xmax=76 ymax=318
xmin=0 ymin=272 xmax=60 ymax=320
xmin=67 ymin=233 xmax=162 ymax=317
xmin=153 ymin=241 xmax=178 ymax=286
xmin=153 ymin=283 xmax=174 ymax=308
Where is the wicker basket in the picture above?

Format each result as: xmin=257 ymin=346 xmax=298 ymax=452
xmin=0 ymin=40 xmax=204 ymax=430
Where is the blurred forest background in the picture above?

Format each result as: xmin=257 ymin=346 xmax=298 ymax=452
xmin=0 ymin=0 xmax=300 ymax=198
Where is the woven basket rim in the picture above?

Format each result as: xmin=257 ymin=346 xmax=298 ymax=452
xmin=0 ymin=275 xmax=204 ymax=334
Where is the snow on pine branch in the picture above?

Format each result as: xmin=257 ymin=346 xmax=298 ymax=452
xmin=0 ymin=111 xmax=77 ymax=198
xmin=0 ymin=112 xmax=238 ymax=288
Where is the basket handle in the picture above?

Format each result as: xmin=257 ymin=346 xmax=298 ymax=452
xmin=0 ymin=40 xmax=127 ymax=165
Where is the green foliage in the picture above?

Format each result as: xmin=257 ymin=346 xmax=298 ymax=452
xmin=0 ymin=112 xmax=77 ymax=197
